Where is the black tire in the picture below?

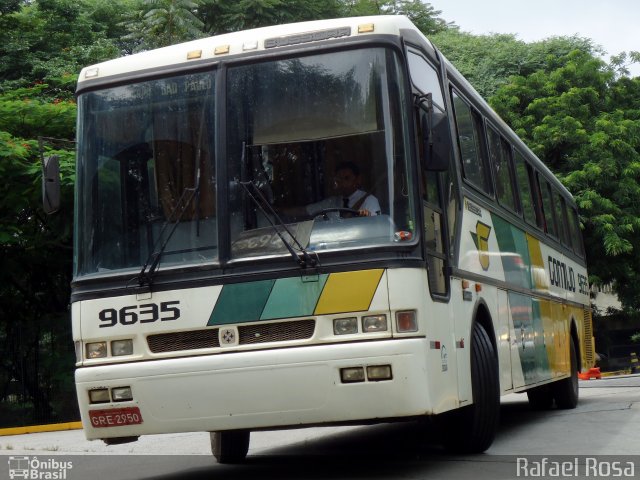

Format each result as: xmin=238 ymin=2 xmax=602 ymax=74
xmin=442 ymin=322 xmax=500 ymax=453
xmin=526 ymin=385 xmax=554 ymax=410
xmin=210 ymin=430 xmax=250 ymax=464
xmin=552 ymin=339 xmax=579 ymax=409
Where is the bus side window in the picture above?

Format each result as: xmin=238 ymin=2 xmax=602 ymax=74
xmin=568 ymin=206 xmax=585 ymax=257
xmin=539 ymin=177 xmax=558 ymax=238
xmin=487 ymin=125 xmax=517 ymax=212
xmin=407 ymin=51 xmax=445 ymax=108
xmin=451 ymin=91 xmax=491 ymax=195
xmin=514 ymin=151 xmax=542 ymax=229
xmin=554 ymin=191 xmax=571 ymax=248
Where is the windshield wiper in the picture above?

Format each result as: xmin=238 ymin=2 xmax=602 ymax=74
xmin=136 ymin=184 xmax=199 ymax=288
xmin=238 ymin=179 xmax=318 ymax=269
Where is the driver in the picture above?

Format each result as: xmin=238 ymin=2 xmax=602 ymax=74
xmin=307 ymin=161 xmax=381 ymax=218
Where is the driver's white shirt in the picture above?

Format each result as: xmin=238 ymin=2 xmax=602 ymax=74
xmin=306 ymin=189 xmax=381 ymax=216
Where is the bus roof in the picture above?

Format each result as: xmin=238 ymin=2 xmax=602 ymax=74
xmin=77 ymin=15 xmax=423 ymax=85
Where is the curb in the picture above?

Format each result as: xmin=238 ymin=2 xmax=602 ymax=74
xmin=0 ymin=422 xmax=82 ymax=437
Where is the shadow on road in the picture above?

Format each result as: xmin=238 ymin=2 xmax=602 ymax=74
xmin=137 ymin=399 xmax=547 ymax=480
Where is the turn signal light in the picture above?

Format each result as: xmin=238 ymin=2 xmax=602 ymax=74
xmin=396 ymin=310 xmax=417 ymax=332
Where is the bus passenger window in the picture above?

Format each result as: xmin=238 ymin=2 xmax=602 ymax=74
xmin=568 ymin=207 xmax=585 ymax=257
xmin=487 ymin=126 xmax=517 ymax=211
xmin=554 ymin=191 xmax=571 ymax=247
xmin=514 ymin=152 xmax=542 ymax=229
xmin=539 ymin=179 xmax=557 ymax=238
xmin=452 ymin=92 xmax=490 ymax=194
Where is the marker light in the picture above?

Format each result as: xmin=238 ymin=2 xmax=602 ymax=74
xmin=111 ymin=339 xmax=133 ymax=356
xmin=187 ymin=50 xmax=202 ymax=60
xmin=111 ymin=387 xmax=133 ymax=402
xmin=86 ymin=342 xmax=107 ymax=359
xmin=358 ymin=23 xmax=375 ymax=33
xmin=362 ymin=314 xmax=387 ymax=333
xmin=340 ymin=367 xmax=365 ymax=383
xmin=89 ymin=388 xmax=110 ymax=404
xmin=396 ymin=310 xmax=418 ymax=332
xmin=334 ymin=317 xmax=358 ymax=335
xmin=84 ymin=67 xmax=99 ymax=78
xmin=214 ymin=45 xmax=230 ymax=55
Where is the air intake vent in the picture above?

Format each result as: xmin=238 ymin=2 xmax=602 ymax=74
xmin=148 ymin=329 xmax=220 ymax=353
xmin=239 ymin=319 xmax=315 ymax=345
xmin=147 ymin=319 xmax=316 ymax=353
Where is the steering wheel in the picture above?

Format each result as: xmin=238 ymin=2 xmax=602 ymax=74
xmin=313 ymin=207 xmax=359 ymax=220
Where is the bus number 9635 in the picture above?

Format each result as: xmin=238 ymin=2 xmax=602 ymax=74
xmin=98 ymin=301 xmax=181 ymax=328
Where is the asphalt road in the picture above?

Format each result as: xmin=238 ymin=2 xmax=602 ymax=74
xmin=1 ymin=375 xmax=639 ymax=480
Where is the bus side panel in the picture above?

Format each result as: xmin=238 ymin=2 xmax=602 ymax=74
xmin=387 ymin=268 xmax=459 ymax=414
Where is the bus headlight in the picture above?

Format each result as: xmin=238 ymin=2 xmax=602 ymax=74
xmin=334 ymin=317 xmax=358 ymax=335
xmin=86 ymin=342 xmax=107 ymax=359
xmin=362 ymin=314 xmax=387 ymax=332
xmin=111 ymin=339 xmax=133 ymax=356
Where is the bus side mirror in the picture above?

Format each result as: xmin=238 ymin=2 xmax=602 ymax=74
xmin=42 ymin=154 xmax=61 ymax=214
xmin=420 ymin=109 xmax=448 ymax=172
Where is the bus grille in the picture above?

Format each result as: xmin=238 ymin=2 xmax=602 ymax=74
xmin=239 ymin=319 xmax=315 ymax=344
xmin=148 ymin=329 xmax=220 ymax=353
xmin=147 ymin=319 xmax=316 ymax=353
xmin=583 ymin=308 xmax=595 ymax=367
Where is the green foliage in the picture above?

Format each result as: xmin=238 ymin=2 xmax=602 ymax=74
xmin=123 ymin=0 xmax=205 ymax=50
xmin=431 ymin=31 xmax=599 ymax=98
xmin=490 ymin=47 xmax=640 ymax=309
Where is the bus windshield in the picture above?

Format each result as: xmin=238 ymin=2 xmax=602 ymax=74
xmin=74 ymin=47 xmax=415 ymax=278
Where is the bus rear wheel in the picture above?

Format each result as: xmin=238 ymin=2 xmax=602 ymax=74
xmin=210 ymin=430 xmax=250 ymax=464
xmin=552 ymin=339 xmax=579 ymax=409
xmin=442 ymin=321 xmax=500 ymax=453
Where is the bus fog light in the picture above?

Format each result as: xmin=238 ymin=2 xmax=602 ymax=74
xmin=89 ymin=388 xmax=110 ymax=404
xmin=362 ymin=314 xmax=387 ymax=332
xmin=367 ymin=365 xmax=392 ymax=381
xmin=334 ymin=317 xmax=358 ymax=335
xmin=111 ymin=387 xmax=133 ymax=402
xmin=396 ymin=310 xmax=417 ymax=332
xmin=111 ymin=339 xmax=133 ymax=356
xmin=86 ymin=342 xmax=107 ymax=359
xmin=340 ymin=367 xmax=365 ymax=383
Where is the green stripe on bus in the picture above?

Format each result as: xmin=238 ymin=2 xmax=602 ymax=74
xmin=208 ymin=279 xmax=275 ymax=325
xmin=260 ymin=274 xmax=329 ymax=320
xmin=491 ymin=214 xmax=533 ymax=289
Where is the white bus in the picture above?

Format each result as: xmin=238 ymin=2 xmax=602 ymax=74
xmin=68 ymin=15 xmax=594 ymax=461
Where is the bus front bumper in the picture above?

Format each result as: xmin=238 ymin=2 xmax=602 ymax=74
xmin=76 ymin=338 xmax=432 ymax=440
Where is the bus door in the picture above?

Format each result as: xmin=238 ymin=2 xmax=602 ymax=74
xmin=408 ymin=48 xmax=459 ymax=413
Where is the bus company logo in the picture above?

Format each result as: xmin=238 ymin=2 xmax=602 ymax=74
xmin=471 ymin=221 xmax=492 ymax=271
xmin=8 ymin=456 xmax=73 ymax=479
xmin=219 ymin=327 xmax=238 ymax=346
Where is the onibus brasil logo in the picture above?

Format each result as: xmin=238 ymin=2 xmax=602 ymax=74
xmin=8 ymin=456 xmax=73 ymax=479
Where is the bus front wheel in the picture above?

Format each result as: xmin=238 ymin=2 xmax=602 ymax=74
xmin=210 ymin=430 xmax=250 ymax=464
xmin=441 ymin=321 xmax=500 ymax=453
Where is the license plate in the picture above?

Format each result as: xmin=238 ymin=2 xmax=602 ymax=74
xmin=89 ymin=407 xmax=143 ymax=428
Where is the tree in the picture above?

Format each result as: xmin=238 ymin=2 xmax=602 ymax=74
xmin=490 ymin=49 xmax=640 ymax=310
xmin=430 ymin=30 xmax=599 ymax=98
xmin=341 ymin=0 xmax=451 ymax=35
xmin=123 ymin=0 xmax=204 ymax=51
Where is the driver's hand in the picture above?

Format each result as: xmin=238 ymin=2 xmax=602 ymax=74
xmin=358 ymin=209 xmax=371 ymax=217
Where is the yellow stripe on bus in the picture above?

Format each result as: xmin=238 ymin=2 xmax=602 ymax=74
xmin=314 ymin=269 xmax=384 ymax=315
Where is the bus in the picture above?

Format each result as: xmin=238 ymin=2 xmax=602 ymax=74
xmin=66 ymin=15 xmax=595 ymax=461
